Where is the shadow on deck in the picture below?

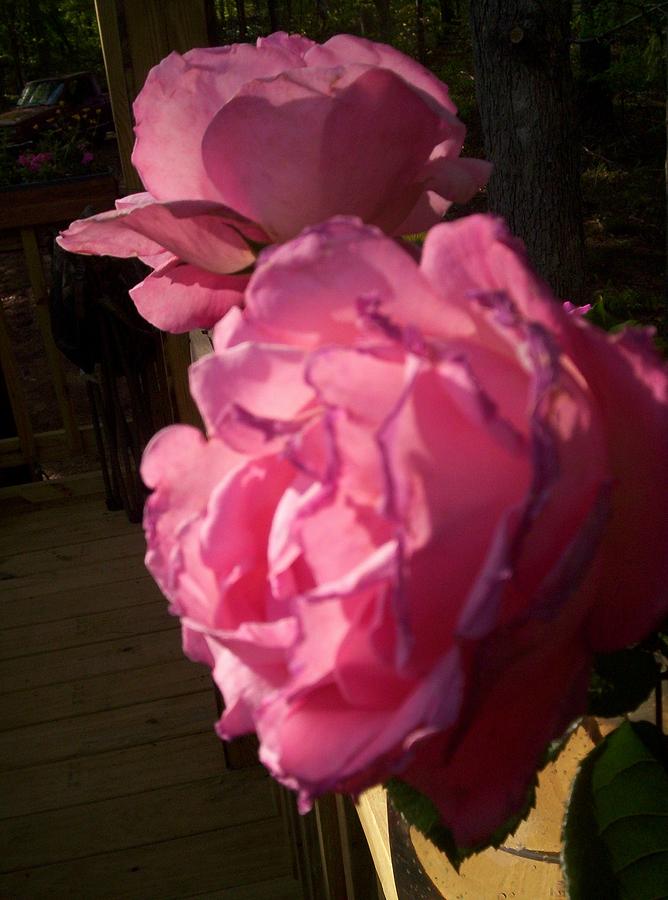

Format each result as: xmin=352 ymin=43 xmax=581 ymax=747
xmin=0 ymin=473 xmax=303 ymax=899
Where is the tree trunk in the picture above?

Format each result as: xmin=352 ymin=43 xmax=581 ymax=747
xmin=283 ymin=0 xmax=293 ymax=31
xmin=267 ymin=0 xmax=279 ymax=32
xmin=204 ymin=0 xmax=223 ymax=43
xmin=235 ymin=0 xmax=247 ymax=39
xmin=469 ymin=0 xmax=585 ymax=301
xmin=415 ymin=0 xmax=426 ymax=63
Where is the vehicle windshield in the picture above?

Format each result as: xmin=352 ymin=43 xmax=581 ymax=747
xmin=17 ymin=81 xmax=64 ymax=107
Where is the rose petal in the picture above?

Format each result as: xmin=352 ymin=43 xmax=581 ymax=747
xmin=141 ymin=425 xmax=244 ymax=598
xmin=258 ymin=647 xmax=462 ymax=799
xmin=130 ymin=261 xmax=248 ymax=332
xmin=58 ymin=200 xmax=261 ymax=274
xmin=199 ymin=455 xmax=296 ymax=626
xmin=189 ymin=342 xmax=312 ymax=445
xmin=206 ymin=620 xmax=298 ymax=739
xmin=257 ymin=31 xmax=316 ymax=58
xmin=132 ymin=43 xmax=307 ymax=201
xmin=422 ymin=156 xmax=492 ymax=205
xmin=571 ymin=327 xmax=668 ymax=650
xmin=421 ymin=215 xmax=557 ymax=326
xmin=242 ymin=217 xmax=471 ymax=348
xmin=304 ymin=33 xmax=459 ymax=117
xmin=202 ymin=67 xmax=447 ymax=240
xmin=393 ymin=191 xmax=451 ymax=236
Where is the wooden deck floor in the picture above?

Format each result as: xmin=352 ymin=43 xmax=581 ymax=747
xmin=0 ymin=474 xmax=303 ymax=899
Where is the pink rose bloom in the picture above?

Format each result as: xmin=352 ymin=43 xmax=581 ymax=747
xmin=563 ymin=299 xmax=593 ymax=316
xmin=57 ymin=32 xmax=489 ymax=333
xmin=140 ymin=215 xmax=668 ymax=847
xmin=81 ymin=150 xmax=95 ymax=165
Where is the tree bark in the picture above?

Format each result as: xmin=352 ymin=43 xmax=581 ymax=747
xmin=267 ymin=0 xmax=279 ymax=32
xmin=469 ymin=0 xmax=585 ymax=301
xmin=235 ymin=0 xmax=247 ymax=39
xmin=204 ymin=0 xmax=224 ymax=44
xmin=415 ymin=0 xmax=427 ymax=64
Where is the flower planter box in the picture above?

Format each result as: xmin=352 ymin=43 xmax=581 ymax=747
xmin=357 ymin=723 xmax=601 ymax=899
xmin=0 ymin=171 xmax=117 ymax=230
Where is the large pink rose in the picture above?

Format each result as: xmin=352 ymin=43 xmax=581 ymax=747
xmin=140 ymin=215 xmax=668 ymax=847
xmin=57 ymin=32 xmax=489 ymax=332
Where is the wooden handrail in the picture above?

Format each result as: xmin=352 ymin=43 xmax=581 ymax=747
xmin=20 ymin=226 xmax=81 ymax=453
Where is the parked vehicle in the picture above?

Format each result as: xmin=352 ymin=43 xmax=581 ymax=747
xmin=0 ymin=73 xmax=113 ymax=147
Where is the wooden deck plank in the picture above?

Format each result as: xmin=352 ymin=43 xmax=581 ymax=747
xmin=0 ymin=551 xmax=148 ymax=602
xmin=0 ymin=471 xmax=105 ymax=505
xmin=0 ymin=818 xmax=296 ymax=899
xmin=0 ymin=597 xmax=173 ymax=660
xmin=1 ymin=657 xmax=210 ymax=731
xmin=0 ymin=732 xmax=227 ymax=818
xmin=0 ymin=691 xmax=216 ymax=770
xmin=0 ymin=475 xmax=302 ymax=898
xmin=2 ymin=574 xmax=156 ymax=627
xmin=0 ymin=627 xmax=184 ymax=693
xmin=0 ymin=531 xmax=146 ymax=578
xmin=183 ymin=876 xmax=304 ymax=899
xmin=0 ymin=505 xmax=138 ymax=555
xmin=2 ymin=770 xmax=278 ymax=871
xmin=0 ymin=493 xmax=107 ymax=527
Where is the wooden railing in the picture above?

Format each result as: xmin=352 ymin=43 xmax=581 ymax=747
xmin=0 ymin=173 xmax=118 ymax=479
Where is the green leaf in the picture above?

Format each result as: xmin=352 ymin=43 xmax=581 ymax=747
xmin=587 ymin=647 xmax=660 ymax=718
xmin=562 ymin=721 xmax=668 ymax=900
xmin=652 ymin=631 xmax=668 ymax=658
xmin=586 ymin=298 xmax=611 ymax=330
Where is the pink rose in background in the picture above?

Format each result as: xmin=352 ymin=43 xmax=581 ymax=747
xmin=141 ymin=214 xmax=668 ymax=847
xmin=57 ymin=32 xmax=489 ymax=333
xmin=563 ymin=299 xmax=593 ymax=316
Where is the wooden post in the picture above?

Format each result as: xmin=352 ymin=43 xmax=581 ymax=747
xmin=20 ymin=227 xmax=81 ymax=452
xmin=94 ymin=0 xmax=210 ymax=192
xmin=93 ymin=0 xmax=141 ymax=193
xmin=336 ymin=794 xmax=385 ymax=900
xmin=315 ymin=794 xmax=350 ymax=900
xmin=94 ymin=0 xmax=213 ymax=429
xmin=0 ymin=300 xmax=37 ymax=476
xmin=163 ymin=332 xmax=202 ymax=429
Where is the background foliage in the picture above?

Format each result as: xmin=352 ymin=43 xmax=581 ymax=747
xmin=0 ymin=0 xmax=104 ymax=97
